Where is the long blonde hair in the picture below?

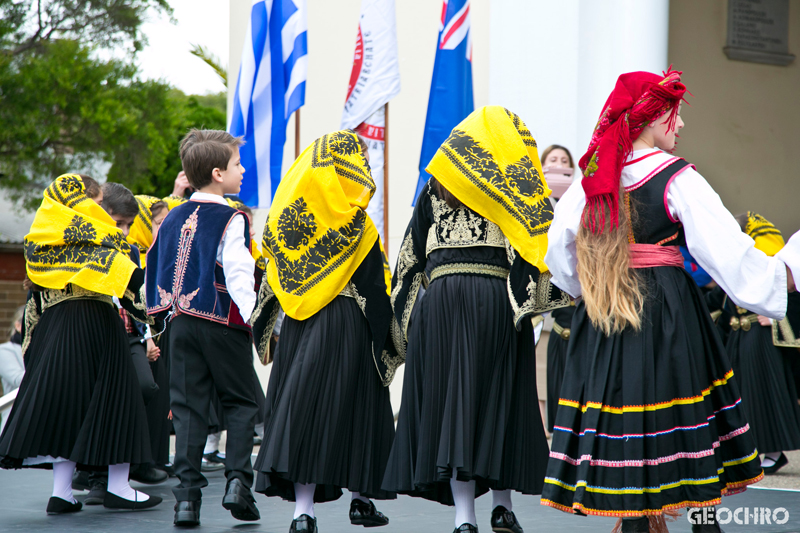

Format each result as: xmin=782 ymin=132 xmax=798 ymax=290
xmin=575 ymin=186 xmax=644 ymax=335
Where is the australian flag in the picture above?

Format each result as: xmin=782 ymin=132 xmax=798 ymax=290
xmin=412 ymin=0 xmax=474 ymax=204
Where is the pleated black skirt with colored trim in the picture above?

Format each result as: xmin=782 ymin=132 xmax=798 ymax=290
xmin=0 ymin=299 xmax=152 ymax=470
xmin=547 ymin=306 xmax=575 ymax=433
xmin=381 ymin=274 xmax=550 ymax=505
xmin=541 ymin=266 xmax=763 ymax=518
xmin=253 ymin=296 xmax=396 ymax=503
xmin=726 ymin=324 xmax=800 ymax=455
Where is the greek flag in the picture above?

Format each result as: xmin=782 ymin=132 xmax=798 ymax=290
xmin=229 ymin=0 xmax=308 ymax=208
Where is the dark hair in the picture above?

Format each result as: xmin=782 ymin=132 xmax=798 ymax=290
xmin=150 ymin=200 xmax=168 ymax=218
xmin=100 ymin=182 xmax=138 ymax=218
xmin=79 ymin=174 xmax=101 ymax=199
xmin=355 ymin=133 xmax=369 ymax=154
xmin=179 ymin=129 xmax=244 ymax=190
xmin=540 ymin=144 xmax=575 ymax=169
xmin=237 ymin=204 xmax=253 ymax=217
xmin=431 ymin=177 xmax=463 ymax=209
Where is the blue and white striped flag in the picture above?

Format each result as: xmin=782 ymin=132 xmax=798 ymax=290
xmin=229 ymin=0 xmax=308 ymax=208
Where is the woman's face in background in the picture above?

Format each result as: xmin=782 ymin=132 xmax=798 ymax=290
xmin=543 ymin=148 xmax=571 ymax=169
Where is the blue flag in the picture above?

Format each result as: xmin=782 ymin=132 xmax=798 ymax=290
xmin=413 ymin=0 xmax=474 ymax=204
xmin=229 ymin=0 xmax=308 ymax=208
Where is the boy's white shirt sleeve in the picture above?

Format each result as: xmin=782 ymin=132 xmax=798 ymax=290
xmin=218 ymin=214 xmax=257 ymax=323
xmin=666 ymin=168 xmax=788 ymax=319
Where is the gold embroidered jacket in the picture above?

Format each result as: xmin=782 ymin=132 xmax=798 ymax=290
xmin=391 ymin=182 xmax=570 ymax=349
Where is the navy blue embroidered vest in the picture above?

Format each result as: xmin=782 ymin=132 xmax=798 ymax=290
xmin=146 ymin=201 xmax=251 ymax=332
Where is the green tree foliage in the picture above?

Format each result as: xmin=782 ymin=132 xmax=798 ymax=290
xmin=147 ymin=90 xmax=226 ymax=197
xmin=0 ymin=0 xmax=228 ymax=208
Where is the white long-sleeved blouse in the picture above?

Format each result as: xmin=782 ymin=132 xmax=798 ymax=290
xmin=544 ymin=148 xmax=800 ymax=319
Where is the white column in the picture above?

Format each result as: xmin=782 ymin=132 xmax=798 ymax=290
xmin=489 ymin=0 xmax=669 ymax=163
xmin=576 ymin=0 xmax=670 ymax=151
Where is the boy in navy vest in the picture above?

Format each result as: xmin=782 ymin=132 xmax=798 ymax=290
xmin=146 ymin=129 xmax=260 ymax=526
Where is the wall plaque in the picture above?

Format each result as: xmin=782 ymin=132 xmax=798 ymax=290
xmin=725 ymin=0 xmax=795 ymax=66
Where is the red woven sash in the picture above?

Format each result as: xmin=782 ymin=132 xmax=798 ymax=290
xmin=629 ymin=244 xmax=683 ymax=269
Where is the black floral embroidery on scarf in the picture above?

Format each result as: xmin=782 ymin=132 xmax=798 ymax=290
xmin=63 ymin=215 xmax=97 ymax=244
xmin=267 ymin=209 xmax=366 ymax=295
xmin=277 ymin=198 xmax=318 ymax=250
xmin=443 ymin=129 xmax=553 ymax=236
xmin=24 ymin=215 xmax=130 ymax=275
xmin=329 ymin=130 xmax=361 ymax=156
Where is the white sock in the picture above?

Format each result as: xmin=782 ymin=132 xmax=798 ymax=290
xmin=492 ymin=489 xmax=512 ymax=512
xmin=254 ymin=423 xmax=265 ymax=439
xmin=762 ymin=452 xmax=782 ymax=467
xmin=52 ymin=460 xmax=77 ymax=503
xmin=294 ymin=483 xmax=316 ymax=519
xmin=108 ymin=463 xmax=150 ymax=502
xmin=204 ymin=432 xmax=221 ymax=455
xmin=351 ymin=491 xmax=370 ymax=503
xmin=450 ymin=477 xmax=477 ymax=528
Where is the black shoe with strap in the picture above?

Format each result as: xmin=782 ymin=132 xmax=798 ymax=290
xmin=46 ymin=497 xmax=83 ymax=515
xmin=174 ymin=500 xmax=201 ymax=527
xmin=490 ymin=506 xmax=522 ymax=533
xmin=103 ymin=491 xmax=163 ymax=510
xmin=762 ymin=452 xmax=788 ymax=475
xmin=222 ymin=478 xmax=260 ymax=521
xmin=454 ymin=524 xmax=478 ymax=533
xmin=349 ymin=498 xmax=389 ymax=527
xmin=290 ymin=514 xmax=317 ymax=532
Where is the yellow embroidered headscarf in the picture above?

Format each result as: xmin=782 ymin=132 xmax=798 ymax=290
xmin=263 ymin=130 xmax=380 ymax=320
xmin=128 ymin=195 xmax=161 ymax=252
xmin=426 ymin=106 xmax=554 ymax=271
xmin=24 ymin=174 xmax=137 ymax=297
xmin=746 ymin=212 xmax=784 ymax=257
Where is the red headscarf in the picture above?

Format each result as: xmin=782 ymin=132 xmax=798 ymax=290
xmin=579 ymin=68 xmax=687 ymax=233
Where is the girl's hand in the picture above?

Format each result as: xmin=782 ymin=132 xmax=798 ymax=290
xmin=146 ymin=338 xmax=161 ymax=362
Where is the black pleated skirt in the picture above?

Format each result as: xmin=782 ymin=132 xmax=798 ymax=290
xmin=726 ymin=325 xmax=800 ymax=454
xmin=254 ymin=296 xmax=396 ymax=503
xmin=541 ymin=267 xmax=763 ymax=518
xmin=547 ymin=333 xmax=568 ymax=434
xmin=382 ymin=274 xmax=550 ymax=505
xmin=0 ymin=299 xmax=152 ymax=470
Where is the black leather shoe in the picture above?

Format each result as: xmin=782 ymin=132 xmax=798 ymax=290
xmin=103 ymin=491 xmax=163 ymax=510
xmin=350 ymin=498 xmax=389 ymax=527
xmin=174 ymin=500 xmax=201 ymax=527
xmin=762 ymin=452 xmax=788 ymax=475
xmin=46 ymin=497 xmax=82 ymax=515
xmin=621 ymin=517 xmax=649 ymax=533
xmin=290 ymin=514 xmax=317 ymax=532
xmin=222 ymin=478 xmax=260 ymax=521
xmin=491 ymin=506 xmax=522 ymax=533
xmin=84 ymin=479 xmax=107 ymax=505
xmin=72 ymin=470 xmax=90 ymax=491
xmin=130 ymin=465 xmax=169 ymax=485
xmin=454 ymin=524 xmax=478 ymax=533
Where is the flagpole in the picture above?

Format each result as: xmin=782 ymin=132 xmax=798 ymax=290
xmin=383 ymin=103 xmax=390 ymax=255
xmin=294 ymin=109 xmax=301 ymax=159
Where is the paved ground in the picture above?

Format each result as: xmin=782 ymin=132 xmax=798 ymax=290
xmin=1 ymin=466 xmax=799 ymax=532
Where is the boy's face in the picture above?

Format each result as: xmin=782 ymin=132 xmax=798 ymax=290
xmin=217 ymin=147 xmax=245 ymax=194
xmin=108 ymin=212 xmax=135 ymax=237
